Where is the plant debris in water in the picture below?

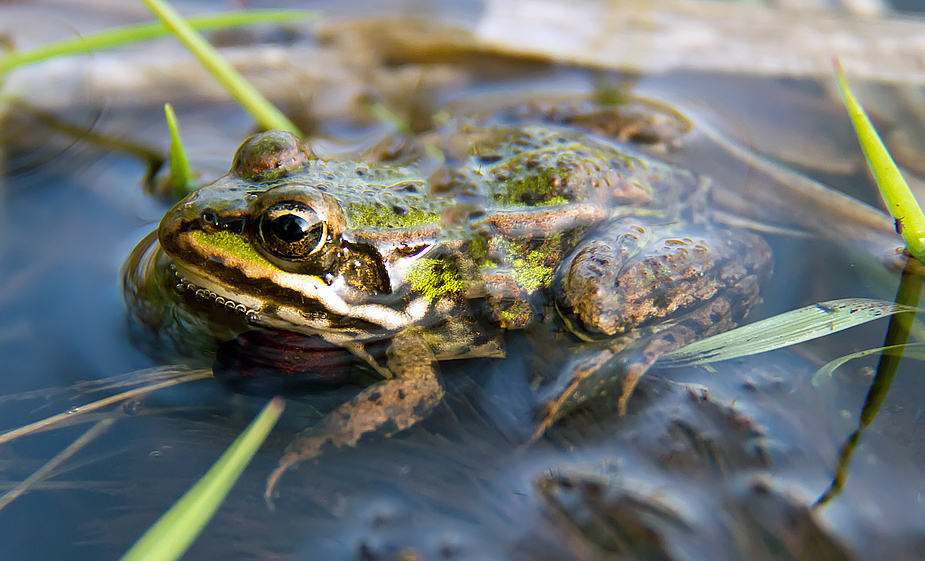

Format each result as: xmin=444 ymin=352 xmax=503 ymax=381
xmin=658 ymin=298 xmax=920 ymax=368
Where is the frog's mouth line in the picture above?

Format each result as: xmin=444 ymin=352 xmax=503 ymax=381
xmin=168 ymin=263 xmax=261 ymax=321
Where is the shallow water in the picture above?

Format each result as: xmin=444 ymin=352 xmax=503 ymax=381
xmin=2 ymin=3 xmax=925 ymax=560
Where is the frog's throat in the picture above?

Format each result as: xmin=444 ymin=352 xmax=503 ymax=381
xmin=168 ymin=260 xmax=430 ymax=333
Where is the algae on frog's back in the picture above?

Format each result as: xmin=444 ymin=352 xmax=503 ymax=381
xmin=308 ymin=161 xmax=444 ymax=230
xmin=474 ymin=127 xmax=665 ymax=208
xmin=345 ymin=201 xmax=442 ymax=229
xmin=505 ymin=235 xmax=563 ymax=293
xmin=405 ymin=258 xmax=465 ymax=302
xmin=510 ymin=254 xmax=555 ymax=293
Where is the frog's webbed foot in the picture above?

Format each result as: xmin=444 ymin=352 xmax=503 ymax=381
xmin=265 ymin=330 xmax=443 ymax=507
xmin=530 ymin=336 xmax=654 ymax=444
xmin=532 ymin=293 xmax=753 ymax=444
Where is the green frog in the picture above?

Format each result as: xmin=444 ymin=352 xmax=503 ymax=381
xmin=124 ymin=103 xmax=775 ymax=501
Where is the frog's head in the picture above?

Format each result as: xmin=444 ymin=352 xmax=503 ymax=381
xmin=158 ymin=132 xmax=432 ymax=340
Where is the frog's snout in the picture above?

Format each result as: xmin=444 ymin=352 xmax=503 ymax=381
xmin=159 ymin=181 xmax=254 ymax=244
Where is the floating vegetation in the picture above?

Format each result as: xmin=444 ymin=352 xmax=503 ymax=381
xmin=657 ymin=298 xmax=919 ymax=368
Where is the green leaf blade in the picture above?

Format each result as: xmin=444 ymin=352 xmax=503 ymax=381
xmin=657 ymin=298 xmax=919 ymax=368
xmin=0 ymin=10 xmax=316 ymax=75
xmin=835 ymin=60 xmax=925 ymax=261
xmin=120 ymin=397 xmax=285 ymax=561
xmin=164 ymin=103 xmax=191 ymax=196
xmin=811 ymin=342 xmax=925 ymax=387
xmin=139 ymin=0 xmax=302 ymax=136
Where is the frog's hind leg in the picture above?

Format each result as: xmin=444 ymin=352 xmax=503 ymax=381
xmin=533 ymin=216 xmax=768 ymax=442
xmin=532 ymin=294 xmax=746 ymax=442
xmin=265 ymin=330 xmax=443 ymax=506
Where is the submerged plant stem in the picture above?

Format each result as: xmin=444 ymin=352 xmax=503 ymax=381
xmin=0 ymin=418 xmax=115 ymax=512
xmin=815 ymin=256 xmax=924 ymax=508
xmin=0 ymin=369 xmax=211 ymax=445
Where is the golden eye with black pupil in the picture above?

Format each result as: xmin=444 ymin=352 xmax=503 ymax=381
xmin=258 ymin=201 xmax=328 ymax=259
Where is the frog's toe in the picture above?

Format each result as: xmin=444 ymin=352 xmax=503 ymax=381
xmin=616 ymin=362 xmax=648 ymax=417
xmin=265 ymin=431 xmax=330 ymax=509
xmin=532 ymin=335 xmax=677 ymax=441
xmin=531 ymin=345 xmax=633 ymax=441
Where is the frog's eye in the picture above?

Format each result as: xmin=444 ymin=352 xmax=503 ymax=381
xmin=258 ymin=201 xmax=328 ymax=260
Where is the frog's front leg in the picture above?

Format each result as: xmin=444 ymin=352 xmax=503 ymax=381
xmin=265 ymin=329 xmax=443 ymax=504
xmin=535 ymin=218 xmax=771 ymax=438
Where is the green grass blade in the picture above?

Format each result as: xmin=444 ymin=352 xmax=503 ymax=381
xmin=834 ymin=59 xmax=925 ymax=260
xmin=657 ymin=298 xmax=920 ymax=368
xmin=811 ymin=342 xmax=925 ymax=387
xmin=164 ymin=103 xmax=191 ymax=196
xmin=139 ymin=0 xmax=302 ymax=136
xmin=814 ymin=259 xmax=924 ymax=509
xmin=365 ymin=99 xmax=410 ymax=134
xmin=120 ymin=397 xmax=285 ymax=561
xmin=0 ymin=11 xmax=316 ymax=75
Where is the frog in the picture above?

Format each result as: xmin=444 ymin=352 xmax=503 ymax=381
xmin=124 ymin=102 xmax=775 ymax=504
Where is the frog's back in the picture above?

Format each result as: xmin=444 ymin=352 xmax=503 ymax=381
xmin=297 ymin=160 xmax=446 ymax=231
xmin=461 ymin=125 xmax=694 ymax=212
xmin=311 ymin=124 xmax=697 ymax=234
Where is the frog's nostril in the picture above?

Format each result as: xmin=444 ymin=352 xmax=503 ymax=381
xmin=201 ymin=210 xmax=219 ymax=228
xmin=196 ymin=211 xmax=245 ymax=233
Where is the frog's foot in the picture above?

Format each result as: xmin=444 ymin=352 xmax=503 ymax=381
xmin=529 ymin=338 xmax=661 ymax=444
xmin=531 ymin=294 xmax=751 ymax=444
xmin=529 ymin=343 xmax=623 ymax=444
xmin=265 ymin=331 xmax=443 ymax=507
